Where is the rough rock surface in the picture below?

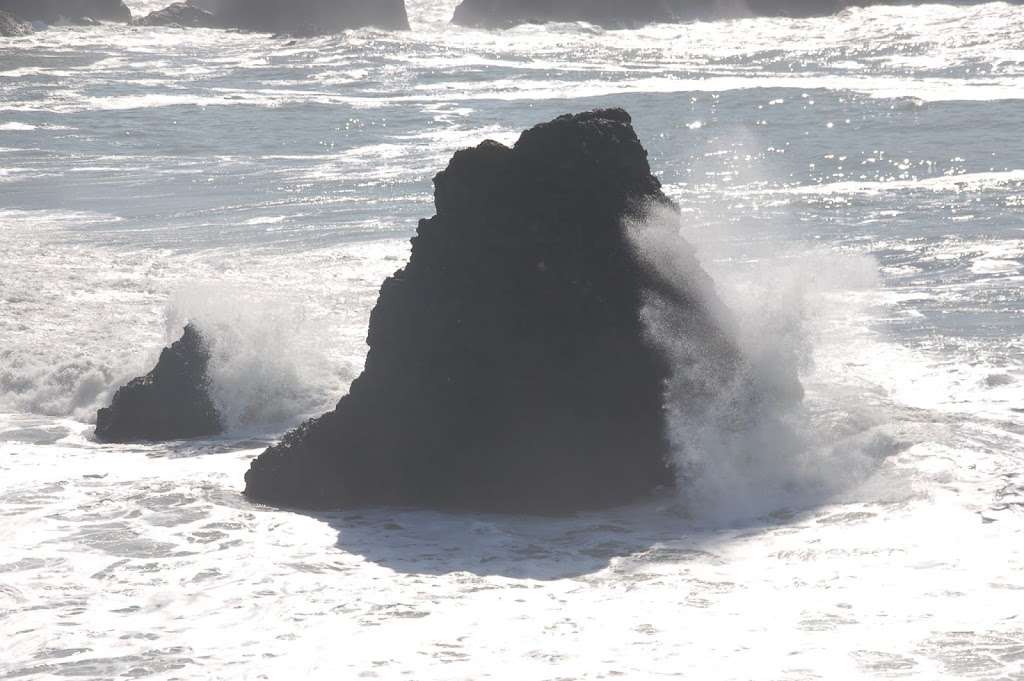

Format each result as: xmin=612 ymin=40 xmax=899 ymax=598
xmin=0 ymin=0 xmax=131 ymax=23
xmin=451 ymin=0 xmax=866 ymax=28
xmin=135 ymin=1 xmax=218 ymax=27
xmin=183 ymin=0 xmax=409 ymax=34
xmin=0 ymin=9 xmax=31 ymax=34
xmin=95 ymin=324 xmax=222 ymax=443
xmin=244 ymin=108 xmax=737 ymax=513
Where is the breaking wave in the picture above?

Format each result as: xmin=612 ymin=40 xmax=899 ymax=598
xmin=165 ymin=283 xmax=347 ymax=435
xmin=627 ymin=202 xmax=897 ymax=524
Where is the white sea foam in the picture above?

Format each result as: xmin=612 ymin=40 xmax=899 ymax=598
xmin=778 ymin=169 xmax=1024 ymax=196
xmin=627 ymin=202 xmax=894 ymax=523
xmin=164 ymin=283 xmax=345 ymax=434
xmin=2 ymin=3 xmax=1024 ymax=678
xmin=0 ymin=210 xmax=403 ymax=429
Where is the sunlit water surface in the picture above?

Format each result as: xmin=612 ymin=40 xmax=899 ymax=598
xmin=1 ymin=1 xmax=1023 ymax=678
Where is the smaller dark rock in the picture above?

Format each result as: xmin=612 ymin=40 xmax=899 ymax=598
xmin=95 ymin=323 xmax=223 ymax=443
xmin=135 ymin=1 xmax=219 ymax=27
xmin=0 ymin=9 xmax=31 ymax=35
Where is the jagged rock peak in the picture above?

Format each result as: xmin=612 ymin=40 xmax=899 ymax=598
xmin=95 ymin=323 xmax=223 ymax=443
xmin=135 ymin=2 xmax=218 ymax=27
xmin=243 ymin=109 xmax=733 ymax=513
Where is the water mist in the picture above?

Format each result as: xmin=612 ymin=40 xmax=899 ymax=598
xmin=165 ymin=283 xmax=344 ymax=435
xmin=626 ymin=202 xmax=895 ymax=524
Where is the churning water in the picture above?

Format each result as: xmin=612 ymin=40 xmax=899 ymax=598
xmin=1 ymin=0 xmax=1023 ymax=678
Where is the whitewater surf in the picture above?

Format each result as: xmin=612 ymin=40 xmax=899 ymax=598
xmin=2 ymin=0 xmax=1023 ymax=678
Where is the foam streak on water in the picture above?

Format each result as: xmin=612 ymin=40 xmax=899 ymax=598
xmin=1 ymin=1 xmax=1023 ymax=679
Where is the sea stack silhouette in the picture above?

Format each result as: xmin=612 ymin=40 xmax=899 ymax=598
xmin=95 ymin=324 xmax=222 ymax=443
xmin=451 ymin=0 xmax=860 ymax=28
xmin=244 ymin=108 xmax=738 ymax=513
xmin=135 ymin=2 xmax=218 ymax=27
xmin=139 ymin=0 xmax=410 ymax=33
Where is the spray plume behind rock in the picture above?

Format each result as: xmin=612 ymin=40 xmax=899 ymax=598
xmin=627 ymin=201 xmax=894 ymax=524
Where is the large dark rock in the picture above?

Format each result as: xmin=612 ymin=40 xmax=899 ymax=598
xmin=95 ymin=324 xmax=222 ymax=443
xmin=176 ymin=0 xmax=410 ymax=34
xmin=244 ymin=108 xmax=737 ymax=513
xmin=0 ymin=0 xmax=131 ymax=24
xmin=135 ymin=1 xmax=218 ymax=27
xmin=0 ymin=9 xmax=31 ymax=35
xmin=451 ymin=0 xmax=874 ymax=28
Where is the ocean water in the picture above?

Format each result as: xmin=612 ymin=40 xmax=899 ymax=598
xmin=2 ymin=0 xmax=1023 ymax=678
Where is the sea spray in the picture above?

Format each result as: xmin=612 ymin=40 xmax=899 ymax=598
xmin=165 ymin=282 xmax=345 ymax=434
xmin=626 ymin=202 xmax=894 ymax=523
xmin=0 ymin=352 xmax=134 ymax=423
